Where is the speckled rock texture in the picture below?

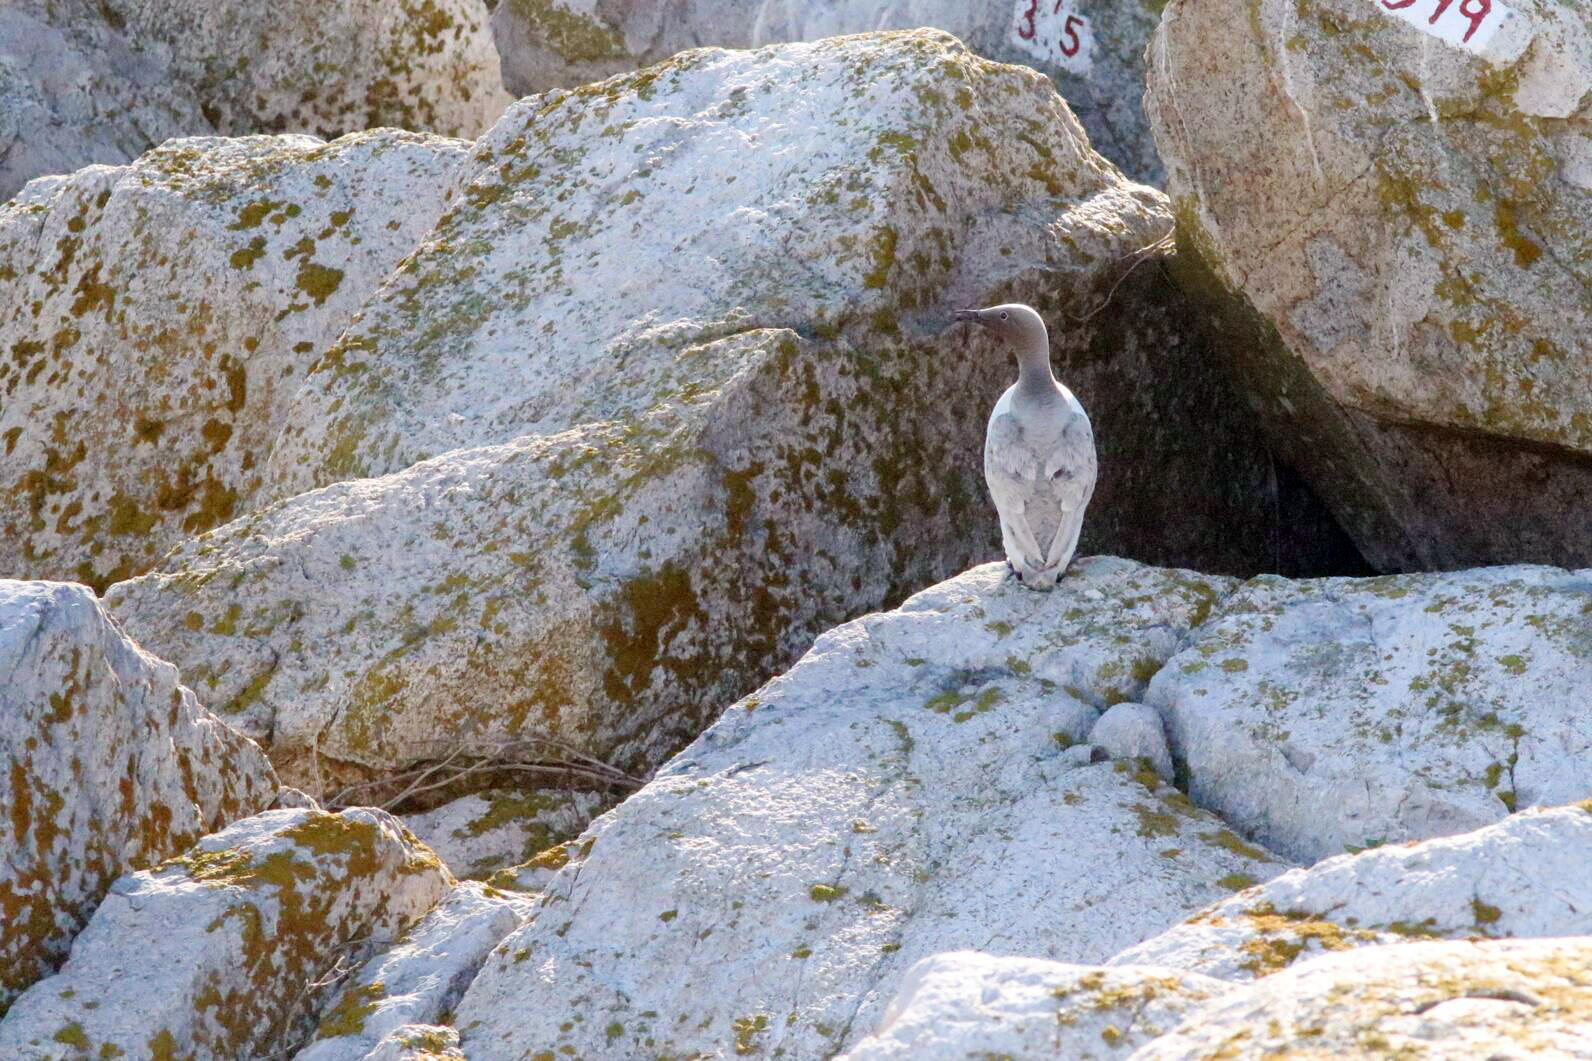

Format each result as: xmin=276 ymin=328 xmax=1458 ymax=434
xmin=0 ymin=0 xmax=509 ymax=202
xmin=1114 ymin=802 xmax=1592 ymax=981
xmin=1147 ymin=0 xmax=1592 ymax=572
xmin=296 ymin=881 xmax=530 ymax=1061
xmin=105 ymin=32 xmax=1307 ymax=798
xmin=1130 ymin=937 xmax=1592 ymax=1058
xmin=0 ymin=2 xmax=205 ymax=203
xmin=838 ymin=952 xmax=1228 ymax=1059
xmin=0 ymin=131 xmax=471 ymax=590
xmin=489 ymin=0 xmax=1169 ymax=183
xmin=0 ymin=807 xmax=453 ymax=1059
xmin=0 ymin=579 xmax=278 ymax=1012
xmin=401 ymin=789 xmax=607 ymax=879
xmin=451 ymin=560 xmax=1291 ymax=1059
xmin=1148 ymin=565 xmax=1592 ymax=863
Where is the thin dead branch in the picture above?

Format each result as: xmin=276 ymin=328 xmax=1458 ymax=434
xmin=1069 ymin=226 xmax=1178 ymax=323
xmin=324 ymin=736 xmax=645 ymax=812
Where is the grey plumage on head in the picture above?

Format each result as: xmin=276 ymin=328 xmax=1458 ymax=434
xmin=953 ymin=304 xmax=1048 ymax=352
xmin=954 ymin=304 xmax=1055 ymax=398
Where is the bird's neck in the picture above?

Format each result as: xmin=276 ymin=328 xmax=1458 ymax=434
xmin=1015 ymin=342 xmax=1060 ymax=405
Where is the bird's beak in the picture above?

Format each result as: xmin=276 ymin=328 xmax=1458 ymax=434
xmin=952 ymin=309 xmax=982 ymax=325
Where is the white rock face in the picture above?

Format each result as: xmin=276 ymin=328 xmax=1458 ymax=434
xmin=0 ymin=579 xmax=277 ymax=1010
xmin=0 ymin=131 xmax=470 ymax=589
xmin=1147 ymin=0 xmax=1592 ymax=570
xmin=107 ymin=32 xmax=1280 ymax=796
xmin=1148 ymin=565 xmax=1592 ymax=863
xmin=488 ymin=0 xmax=1169 ymax=182
xmin=264 ymin=30 xmax=1168 ymax=496
xmin=452 ymin=560 xmax=1290 ymax=1059
xmin=839 ymin=951 xmax=1229 ymax=1060
xmin=0 ymin=807 xmax=453 ymax=1059
xmin=1089 ymin=701 xmax=1173 ymax=782
xmin=0 ymin=0 xmax=508 ymax=202
xmin=1130 ymin=937 xmax=1592 ymax=1059
xmin=401 ymin=789 xmax=607 ymax=879
xmin=296 ymin=882 xmax=530 ymax=1061
xmin=1114 ymin=803 xmax=1592 ymax=981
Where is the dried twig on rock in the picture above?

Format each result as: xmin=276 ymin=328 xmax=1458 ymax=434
xmin=324 ymin=737 xmax=645 ymax=812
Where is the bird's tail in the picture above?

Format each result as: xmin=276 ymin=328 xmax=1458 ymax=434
xmin=1012 ymin=560 xmax=1064 ymax=591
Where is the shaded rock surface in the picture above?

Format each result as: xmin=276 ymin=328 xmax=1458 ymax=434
xmin=1114 ymin=803 xmax=1592 ymax=981
xmin=1147 ymin=0 xmax=1592 ymax=571
xmin=1131 ymin=938 xmax=1592 ymax=1059
xmin=839 ymin=952 xmax=1227 ymax=1059
xmin=0 ymin=0 xmax=509 ymax=201
xmin=0 ymin=807 xmax=453 ymax=1059
xmin=1148 ymin=564 xmax=1592 ymax=863
xmin=401 ymin=789 xmax=606 ymax=879
xmin=0 ymin=579 xmax=277 ymax=1011
xmin=0 ymin=3 xmax=206 ymax=204
xmin=0 ymin=131 xmax=471 ymax=590
xmin=452 ymin=560 xmax=1291 ymax=1059
xmin=296 ymin=881 xmax=530 ymax=1061
xmin=489 ymin=0 xmax=1170 ymax=182
xmin=105 ymin=32 xmax=1320 ymax=800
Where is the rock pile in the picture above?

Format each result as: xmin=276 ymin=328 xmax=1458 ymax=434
xmin=1 ymin=8 xmax=1589 ymax=1056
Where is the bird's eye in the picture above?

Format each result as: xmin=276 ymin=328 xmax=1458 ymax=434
xmin=1000 ymin=312 xmax=1008 ymax=320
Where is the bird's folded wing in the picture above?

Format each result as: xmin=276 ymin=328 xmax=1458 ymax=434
xmin=1039 ymin=417 xmax=1097 ymax=568
xmin=984 ymin=413 xmax=1050 ymax=565
xmin=987 ymin=412 xmax=1096 ymax=569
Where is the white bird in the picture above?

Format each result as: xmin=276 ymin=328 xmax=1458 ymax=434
xmin=954 ymin=303 xmax=1096 ymax=590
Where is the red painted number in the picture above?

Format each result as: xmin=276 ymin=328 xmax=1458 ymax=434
xmin=1457 ymin=0 xmax=1492 ymax=41
xmin=1018 ymin=0 xmax=1038 ymax=39
xmin=1060 ymin=14 xmax=1084 ymax=57
xmin=1382 ymin=0 xmax=1493 ymax=39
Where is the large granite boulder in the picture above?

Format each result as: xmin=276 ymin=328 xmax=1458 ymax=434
xmin=489 ymin=0 xmax=1170 ymax=182
xmin=1147 ymin=564 xmax=1592 ymax=863
xmin=1131 ymin=937 xmax=1592 ymax=1059
xmin=839 ymin=952 xmax=1228 ymax=1060
xmin=0 ymin=131 xmax=470 ymax=590
xmin=0 ymin=807 xmax=453 ymax=1058
xmin=107 ymin=32 xmax=1311 ymax=797
xmin=0 ymin=579 xmax=278 ymax=1011
xmin=451 ymin=560 xmax=1290 ymax=1059
xmin=1114 ymin=802 xmax=1592 ymax=980
xmin=1146 ymin=0 xmax=1592 ymax=571
xmin=0 ymin=0 xmax=509 ymax=202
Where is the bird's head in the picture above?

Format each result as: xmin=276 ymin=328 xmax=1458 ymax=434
xmin=952 ymin=303 xmax=1047 ymax=350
